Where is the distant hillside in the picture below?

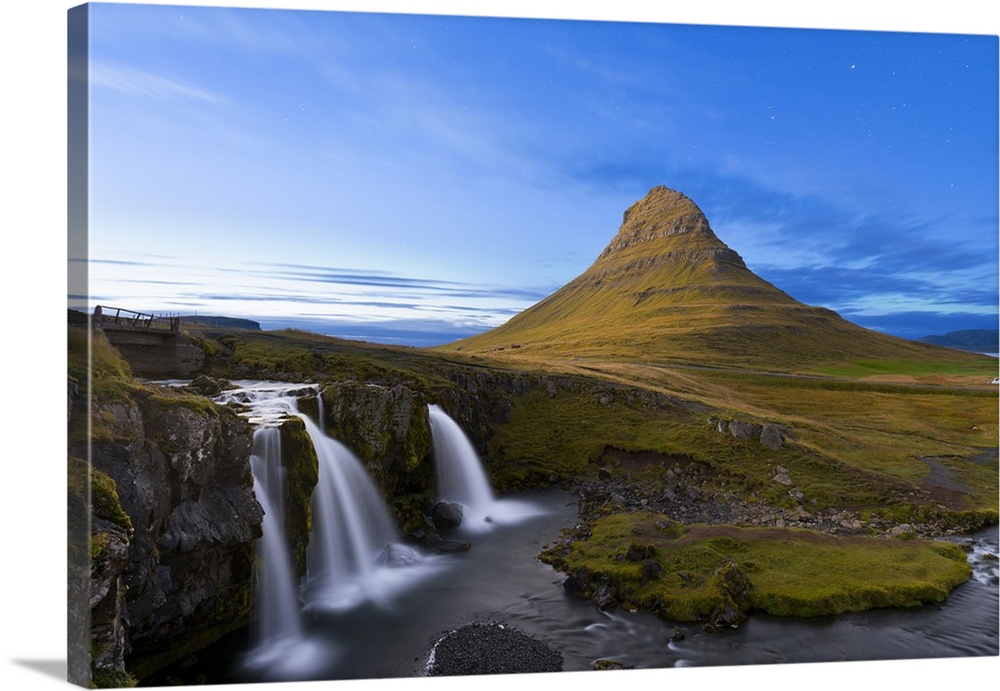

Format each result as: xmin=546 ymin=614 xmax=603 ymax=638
xmin=921 ymin=329 xmax=999 ymax=353
xmin=180 ymin=315 xmax=261 ymax=330
xmin=442 ymin=185 xmax=987 ymax=371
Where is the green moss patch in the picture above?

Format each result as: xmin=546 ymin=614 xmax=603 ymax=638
xmin=487 ymin=385 xmax=695 ymax=485
xmin=68 ymin=326 xmax=136 ymax=402
xmin=141 ymin=386 xmax=223 ymax=417
xmin=90 ymin=466 xmax=133 ymax=533
xmin=544 ymin=512 xmax=972 ymax=625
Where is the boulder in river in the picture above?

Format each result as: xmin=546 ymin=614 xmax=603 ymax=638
xmin=431 ymin=501 xmax=465 ymax=529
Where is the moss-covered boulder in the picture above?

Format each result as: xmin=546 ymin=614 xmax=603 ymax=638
xmin=705 ymin=559 xmax=753 ymax=630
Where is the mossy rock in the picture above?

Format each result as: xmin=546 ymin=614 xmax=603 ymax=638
xmin=90 ymin=465 xmax=133 ymax=534
xmin=320 ymin=381 xmax=433 ymax=495
xmin=704 ymin=559 xmax=753 ymax=630
xmin=278 ymin=416 xmax=319 ymax=578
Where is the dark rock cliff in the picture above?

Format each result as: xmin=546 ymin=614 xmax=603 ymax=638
xmin=81 ymin=389 xmax=263 ymax=680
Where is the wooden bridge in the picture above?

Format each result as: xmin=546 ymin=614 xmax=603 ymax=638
xmin=93 ymin=305 xmax=203 ymax=378
xmin=93 ymin=305 xmax=181 ymax=333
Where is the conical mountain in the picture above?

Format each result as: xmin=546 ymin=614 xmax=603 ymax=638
xmin=446 ymin=185 xmax=969 ymax=370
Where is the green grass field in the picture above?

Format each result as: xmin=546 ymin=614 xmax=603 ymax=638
xmin=814 ymin=357 xmax=997 ymax=383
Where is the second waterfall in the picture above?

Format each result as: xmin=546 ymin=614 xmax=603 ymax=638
xmin=427 ymin=403 xmax=547 ymax=533
xmin=301 ymin=412 xmax=425 ymax=611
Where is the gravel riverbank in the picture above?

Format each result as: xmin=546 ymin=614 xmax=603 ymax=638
xmin=427 ymin=621 xmax=564 ymax=676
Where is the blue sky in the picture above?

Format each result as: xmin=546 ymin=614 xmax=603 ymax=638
xmin=72 ymin=1 xmax=998 ymax=346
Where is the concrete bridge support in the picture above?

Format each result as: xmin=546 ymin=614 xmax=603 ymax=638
xmin=92 ymin=306 xmax=205 ymax=379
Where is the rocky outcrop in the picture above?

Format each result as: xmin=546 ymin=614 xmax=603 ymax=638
xmin=712 ymin=417 xmax=786 ymax=451
xmin=319 ymin=381 xmax=432 ymax=496
xmin=87 ymin=465 xmax=134 ymax=687
xmin=433 ymin=370 xmax=530 ymax=453
xmin=759 ymin=423 xmax=785 ymax=451
xmin=277 ymin=416 xmax=319 ymax=578
xmin=430 ymin=501 xmax=464 ymax=529
xmin=84 ymin=389 xmax=262 ymax=680
xmin=68 ymin=455 xmax=137 ymax=688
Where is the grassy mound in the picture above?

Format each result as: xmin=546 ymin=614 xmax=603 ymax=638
xmin=543 ymin=513 xmax=973 ymax=625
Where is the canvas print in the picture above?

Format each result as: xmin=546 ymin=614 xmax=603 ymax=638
xmin=66 ymin=2 xmax=999 ymax=688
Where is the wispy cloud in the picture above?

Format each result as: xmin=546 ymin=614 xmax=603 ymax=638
xmin=244 ymin=262 xmax=551 ymax=303
xmin=85 ymin=251 xmax=542 ymax=337
xmin=89 ymin=61 xmax=231 ymax=105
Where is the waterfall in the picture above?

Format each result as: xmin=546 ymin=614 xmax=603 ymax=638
xmin=218 ymin=381 xmax=443 ymax=619
xmin=427 ymin=404 xmax=547 ymax=532
xmin=244 ymin=424 xmax=326 ymax=679
xmin=317 ymin=388 xmax=326 ymax=434
xmin=298 ymin=413 xmax=420 ymax=610
xmin=252 ymin=426 xmax=286 ymax=522
xmin=247 ymin=427 xmax=302 ymax=650
xmin=427 ymin=404 xmax=496 ymax=527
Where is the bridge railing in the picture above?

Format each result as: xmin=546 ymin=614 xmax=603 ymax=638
xmin=94 ymin=305 xmax=180 ymax=333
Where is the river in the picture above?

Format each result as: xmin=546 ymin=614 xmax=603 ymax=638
xmin=142 ymin=487 xmax=998 ymax=687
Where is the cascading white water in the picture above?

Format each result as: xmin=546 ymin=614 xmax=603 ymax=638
xmin=252 ymin=426 xmax=286 ymax=522
xmin=247 ymin=427 xmax=303 ymax=653
xmin=427 ymin=404 xmax=547 ymax=533
xmin=299 ymin=413 xmax=414 ymax=610
xmin=219 ymin=384 xmax=324 ymax=677
xmin=427 ymin=404 xmax=496 ymax=526
xmin=217 ymin=380 xmax=433 ymax=614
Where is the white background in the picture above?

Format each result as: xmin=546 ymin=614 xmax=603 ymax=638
xmin=2 ymin=2 xmax=997 ymax=690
